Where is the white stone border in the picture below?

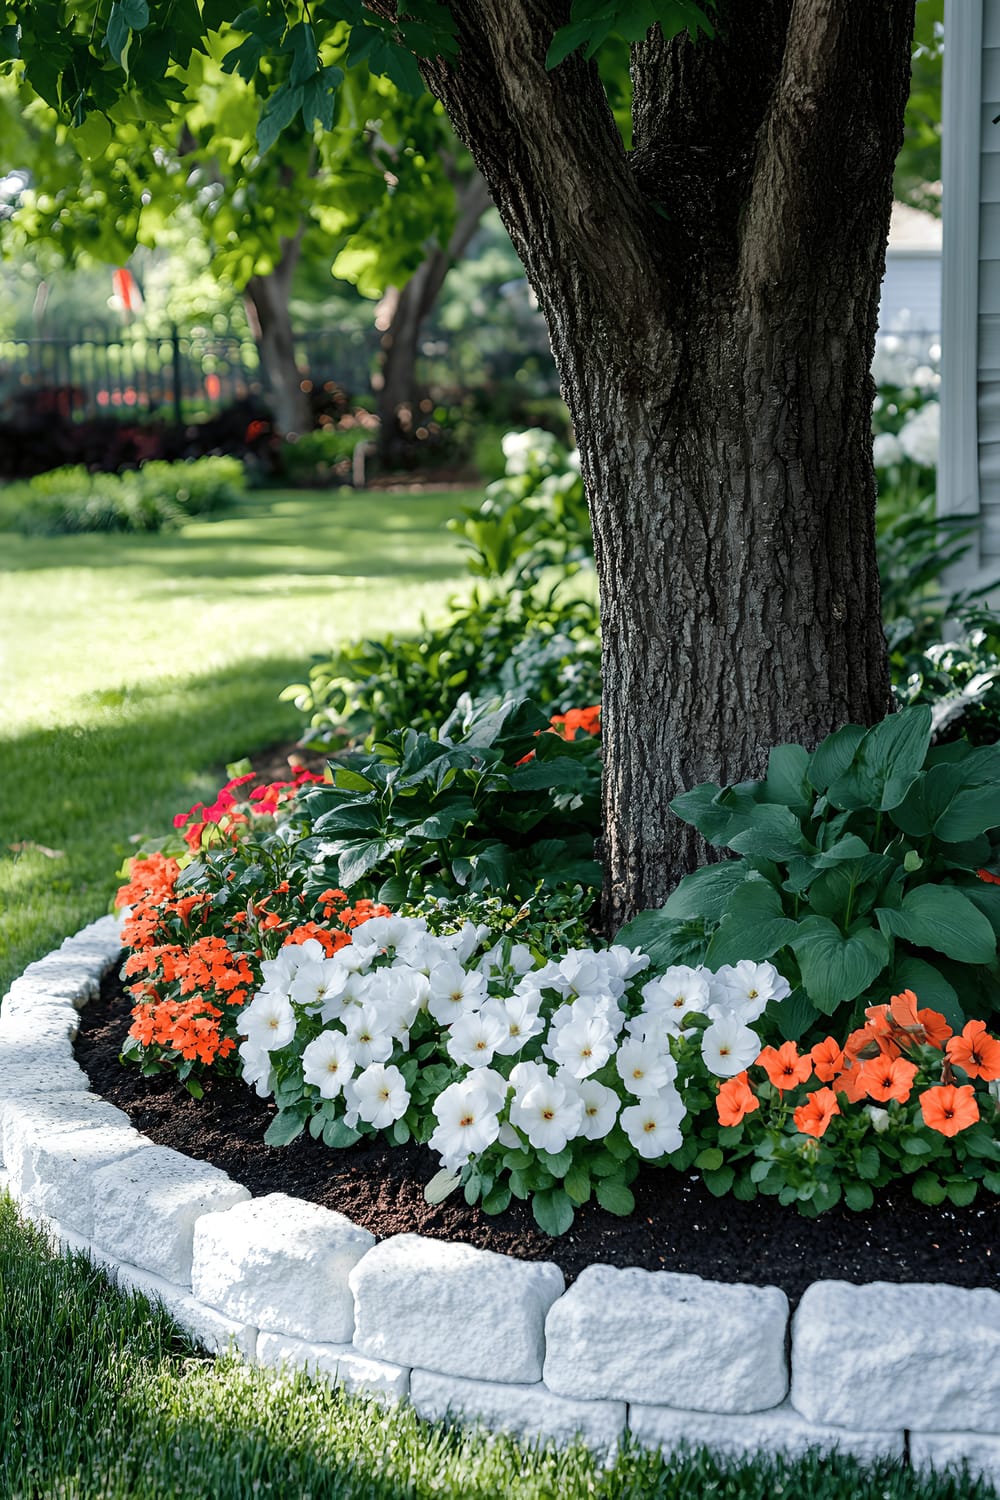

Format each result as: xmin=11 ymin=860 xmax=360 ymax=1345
xmin=2 ymin=919 xmax=999 ymax=1485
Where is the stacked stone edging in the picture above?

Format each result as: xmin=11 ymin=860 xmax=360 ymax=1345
xmin=0 ymin=918 xmax=998 ymax=1484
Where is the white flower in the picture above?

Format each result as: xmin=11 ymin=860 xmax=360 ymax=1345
xmin=342 ymin=1004 xmax=393 ymax=1067
xmin=429 ymin=1075 xmax=502 ymax=1170
xmin=544 ymin=1012 xmax=616 ymax=1079
xmin=873 ymin=431 xmax=904 ymax=469
xmin=348 ymin=1062 xmax=409 ymax=1129
xmin=509 ymin=1072 xmax=584 ymax=1154
xmin=865 ymin=1105 xmax=891 ymax=1134
xmin=238 ymin=1038 xmax=273 ymax=1098
xmin=897 ymin=400 xmax=939 ymax=467
xmin=479 ymin=993 xmax=544 ymax=1055
xmin=446 ymin=1009 xmax=508 ymax=1069
xmin=393 ymin=931 xmax=452 ymax=976
xmin=289 ymin=958 xmax=349 ymax=1012
xmin=427 ymin=961 xmax=487 ymax=1024
xmin=709 ymin=960 xmax=790 ymax=1024
xmin=258 ymin=939 xmax=327 ymax=994
xmin=570 ymin=1077 xmax=619 ymax=1140
xmin=701 ymin=1015 xmax=762 ymax=1078
xmin=365 ymin=966 xmax=427 ymax=1038
xmin=640 ymin=966 xmax=712 ymax=1032
xmin=557 ymin=950 xmax=614 ymax=999
xmin=301 ymin=1030 xmax=356 ymax=1098
xmin=509 ymin=1058 xmax=552 ymax=1093
xmin=603 ymin=944 xmax=650 ymax=982
xmin=350 ymin=914 xmax=421 ymax=959
xmin=615 ymin=1037 xmax=677 ymax=1096
xmin=440 ymin=920 xmax=491 ymax=964
xmin=621 ymin=1091 xmax=686 ymax=1158
xmin=477 ymin=940 xmax=536 ymax=978
xmin=238 ymin=989 xmax=297 ymax=1052
xmin=318 ymin=966 xmax=371 ymax=1024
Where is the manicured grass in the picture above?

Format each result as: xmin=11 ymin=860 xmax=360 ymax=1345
xmin=0 ymin=486 xmax=475 ymax=991
xmin=1 ymin=1196 xmax=993 ymax=1500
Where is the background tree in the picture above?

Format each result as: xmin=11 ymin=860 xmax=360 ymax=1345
xmin=2 ymin=0 xmax=917 ymax=927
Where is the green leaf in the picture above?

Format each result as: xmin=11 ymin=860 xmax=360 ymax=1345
xmin=257 ymin=80 xmax=305 ymax=154
xmin=321 ymin=1117 xmax=361 ymax=1148
xmin=826 ymin=706 xmax=932 ymax=812
xmin=563 ymin=1163 xmax=592 ymax=1204
xmin=263 ymin=1110 xmax=306 ymax=1147
xmin=334 ymin=767 xmax=376 ymax=793
xmin=790 ymin=918 xmax=890 ymax=1014
xmin=704 ymin=878 xmax=797 ymax=967
xmin=901 ymin=1134 xmax=935 ymax=1157
xmin=539 ymin=1147 xmax=573 ymax=1178
xmin=422 ymin=1170 xmax=461 ymax=1206
xmin=911 ymin=1171 xmax=947 ymax=1205
xmin=808 ymin=723 xmax=867 ymax=793
xmin=876 ymin=884 xmax=997 ymax=965
xmin=338 ymin=838 xmax=392 ymax=888
xmin=855 ymin=1145 xmax=881 ymax=1180
xmin=532 ymin=1187 xmax=575 ymax=1236
xmin=701 ymin=1166 xmax=736 ymax=1197
xmin=694 ymin=1147 xmax=724 ymax=1171
xmin=946 ymin=1178 xmax=978 ymax=1207
xmin=763 ymin=742 xmax=814 ymax=812
xmin=595 ymin=1177 xmax=635 ymax=1216
xmin=658 ymin=859 xmax=751 ymax=923
xmin=481 ymin=1183 xmax=512 ymax=1215
xmin=775 ymin=987 xmax=819 ymax=1041
xmin=844 ymin=1181 xmax=874 ymax=1211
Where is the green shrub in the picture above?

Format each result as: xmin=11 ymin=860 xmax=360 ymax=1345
xmin=621 ymin=705 xmax=1000 ymax=1043
xmin=280 ymin=425 xmax=371 ymax=485
xmin=0 ymin=456 xmax=245 ymax=535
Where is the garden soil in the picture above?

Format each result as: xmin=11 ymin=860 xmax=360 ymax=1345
xmin=76 ymin=970 xmax=998 ymax=1306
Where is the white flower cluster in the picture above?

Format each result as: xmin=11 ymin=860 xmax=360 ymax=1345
xmin=236 ymin=915 xmax=789 ymax=1179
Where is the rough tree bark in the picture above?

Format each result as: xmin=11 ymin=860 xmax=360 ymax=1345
xmin=409 ymin=0 xmax=913 ymax=929
xmin=244 ymin=227 xmax=312 ymax=437
xmin=376 ymin=169 xmax=493 ymax=464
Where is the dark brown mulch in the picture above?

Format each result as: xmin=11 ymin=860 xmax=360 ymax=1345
xmin=75 ymin=969 xmax=999 ymax=1307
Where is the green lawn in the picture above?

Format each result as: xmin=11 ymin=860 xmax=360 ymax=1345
xmin=0 ymin=486 xmax=473 ymax=991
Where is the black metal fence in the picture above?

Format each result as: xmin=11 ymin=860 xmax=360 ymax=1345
xmin=0 ymin=324 xmax=381 ymax=421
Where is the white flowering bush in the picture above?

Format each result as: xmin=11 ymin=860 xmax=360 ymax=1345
xmin=236 ymin=911 xmax=789 ymax=1235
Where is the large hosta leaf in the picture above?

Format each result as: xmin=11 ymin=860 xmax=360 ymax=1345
xmin=790 ymin=917 xmax=890 ymax=1014
xmin=876 ymin=884 xmax=997 ymax=965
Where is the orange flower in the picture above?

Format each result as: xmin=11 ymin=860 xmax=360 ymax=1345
xmin=716 ymin=1072 xmax=760 ymax=1127
xmin=917 ymin=1008 xmax=952 ymax=1049
xmin=976 ymin=867 xmax=1000 ymax=885
xmin=810 ymin=1036 xmax=844 ymax=1082
xmin=756 ymin=1041 xmax=812 ymax=1092
xmin=920 ymin=1083 xmax=980 ymax=1137
xmin=858 ymin=1054 xmax=918 ymax=1104
xmin=830 ymin=1060 xmax=869 ymax=1104
xmin=946 ymin=1020 xmax=1000 ymax=1082
xmin=793 ymin=1087 xmax=841 ymax=1138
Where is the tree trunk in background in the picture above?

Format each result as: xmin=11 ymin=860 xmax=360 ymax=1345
xmin=244 ymin=228 xmax=311 ymax=437
xmin=411 ymin=0 xmax=913 ymax=929
xmin=376 ymin=171 xmax=492 ymax=465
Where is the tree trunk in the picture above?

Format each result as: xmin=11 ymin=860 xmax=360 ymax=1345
xmin=244 ymin=229 xmax=311 ymax=437
xmin=412 ymin=0 xmax=914 ymax=928
xmin=376 ymin=170 xmax=492 ymax=465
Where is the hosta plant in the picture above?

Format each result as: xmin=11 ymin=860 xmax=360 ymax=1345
xmin=620 ymin=705 xmax=1000 ymax=1046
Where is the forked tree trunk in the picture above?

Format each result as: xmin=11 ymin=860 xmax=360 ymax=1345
xmin=410 ymin=0 xmax=914 ymax=928
xmin=244 ymin=229 xmax=311 ymax=437
xmin=376 ymin=171 xmax=492 ymax=464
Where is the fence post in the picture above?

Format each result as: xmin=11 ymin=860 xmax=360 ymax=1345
xmin=171 ymin=325 xmax=183 ymax=425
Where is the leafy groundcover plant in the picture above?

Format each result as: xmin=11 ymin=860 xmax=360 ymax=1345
xmin=115 ymin=702 xmax=1000 ymax=1230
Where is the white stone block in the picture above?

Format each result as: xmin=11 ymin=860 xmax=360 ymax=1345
xmin=0 ymin=1008 xmax=80 ymax=1047
xmin=0 ymin=1055 xmax=93 ymax=1100
xmin=256 ymin=1331 xmax=409 ymax=1403
xmin=192 ymin=1193 xmax=374 ymax=1344
xmin=791 ymin=1281 xmax=1000 ymax=1432
xmin=0 ymin=988 xmax=81 ymax=1027
xmin=7 ymin=958 xmax=100 ymax=1006
xmin=58 ymin=916 xmax=123 ymax=963
xmin=349 ymin=1233 xmax=564 ymax=1385
xmin=629 ymin=1399 xmax=905 ymax=1465
xmin=410 ymin=1369 xmax=625 ymax=1455
xmin=911 ymin=1430 xmax=1000 ymax=1488
xmin=543 ymin=1264 xmax=788 ymax=1412
xmin=1 ymin=1093 xmax=130 ymax=1176
xmin=45 ymin=1219 xmax=256 ymax=1358
xmin=91 ymin=1146 xmax=250 ymax=1286
xmin=15 ymin=1123 xmax=150 ymax=1236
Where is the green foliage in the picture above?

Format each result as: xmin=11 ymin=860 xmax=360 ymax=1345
xmin=621 ymin=706 xmax=1000 ymax=1044
xmin=280 ymin=424 xmax=369 ymax=484
xmin=0 ymin=455 xmax=244 ymax=535
xmin=294 ymin=696 xmax=601 ymax=906
xmin=546 ymin=0 xmax=714 ymax=70
xmin=897 ymin=620 xmax=1000 ymax=747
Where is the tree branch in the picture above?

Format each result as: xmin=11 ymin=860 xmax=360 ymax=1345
xmin=740 ymin=0 xmax=914 ymax=294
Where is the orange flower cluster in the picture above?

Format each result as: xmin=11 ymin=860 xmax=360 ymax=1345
xmin=173 ymin=769 xmax=327 ymax=853
xmin=129 ymin=997 xmax=237 ymax=1065
xmin=549 ymin=705 xmax=601 ymax=740
xmin=714 ymin=990 xmax=1000 ymax=1142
